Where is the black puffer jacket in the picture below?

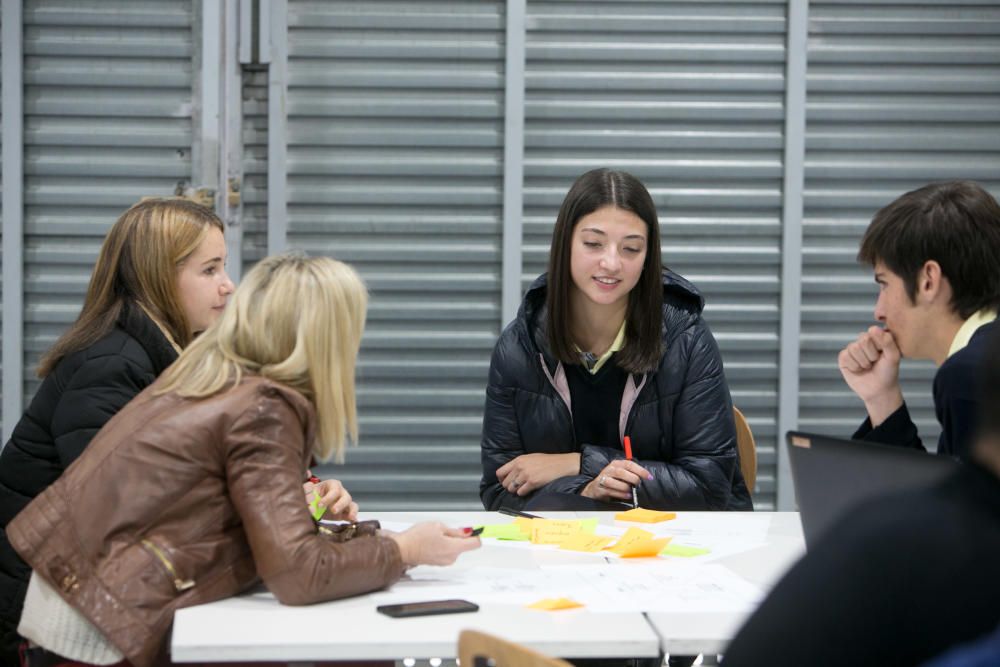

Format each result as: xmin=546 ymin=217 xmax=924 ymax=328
xmin=480 ymin=270 xmax=752 ymax=512
xmin=0 ymin=303 xmax=177 ymax=664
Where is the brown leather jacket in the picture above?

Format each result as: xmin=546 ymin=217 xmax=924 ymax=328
xmin=8 ymin=376 xmax=405 ymax=667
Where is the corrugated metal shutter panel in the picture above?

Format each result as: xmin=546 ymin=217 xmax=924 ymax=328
xmin=21 ymin=0 xmax=194 ymax=400
xmin=242 ymin=67 xmax=268 ymax=274
xmin=289 ymin=1 xmax=506 ymax=509
xmin=523 ymin=1 xmax=788 ymax=509
xmin=799 ymin=2 xmax=1000 ymax=448
xmin=1 ymin=7 xmax=4 ymax=421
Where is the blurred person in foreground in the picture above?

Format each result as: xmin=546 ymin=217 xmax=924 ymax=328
xmin=723 ymin=329 xmax=1000 ymax=666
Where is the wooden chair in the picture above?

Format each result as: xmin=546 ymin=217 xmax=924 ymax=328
xmin=458 ymin=629 xmax=574 ymax=667
xmin=733 ymin=407 xmax=757 ymax=494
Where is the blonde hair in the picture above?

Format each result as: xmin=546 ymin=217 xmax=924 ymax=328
xmin=155 ymin=253 xmax=368 ymax=462
xmin=38 ymin=198 xmax=223 ymax=376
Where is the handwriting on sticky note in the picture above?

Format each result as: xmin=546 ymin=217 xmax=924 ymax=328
xmin=530 ymin=519 xmax=597 ymax=545
xmin=532 ymin=522 xmax=582 ymax=545
xmin=559 ymin=534 xmax=615 ymax=552
xmin=527 ymin=597 xmax=584 ymax=611
xmin=615 ymin=508 xmax=677 ymax=524
xmin=309 ymin=490 xmax=324 ymax=521
xmin=607 ymin=526 xmax=654 ymax=549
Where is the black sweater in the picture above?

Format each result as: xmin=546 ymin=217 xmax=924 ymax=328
xmin=723 ymin=462 xmax=1000 ymax=667
xmin=0 ymin=304 xmax=177 ymax=663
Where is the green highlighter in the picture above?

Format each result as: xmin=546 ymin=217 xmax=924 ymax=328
xmin=309 ymin=489 xmax=325 ymax=521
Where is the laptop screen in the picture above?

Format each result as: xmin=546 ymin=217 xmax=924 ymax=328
xmin=786 ymin=431 xmax=958 ymax=548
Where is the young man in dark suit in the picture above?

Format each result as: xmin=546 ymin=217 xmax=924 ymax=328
xmin=838 ymin=180 xmax=1000 ymax=461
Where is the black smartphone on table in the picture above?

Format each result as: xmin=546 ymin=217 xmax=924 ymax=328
xmin=376 ymin=599 xmax=479 ymax=618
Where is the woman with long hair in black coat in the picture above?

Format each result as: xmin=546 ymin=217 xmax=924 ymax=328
xmin=480 ymin=168 xmax=752 ymax=513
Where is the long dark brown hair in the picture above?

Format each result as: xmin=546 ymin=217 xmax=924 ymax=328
xmin=38 ymin=198 xmax=224 ymax=377
xmin=546 ymin=168 xmax=664 ymax=373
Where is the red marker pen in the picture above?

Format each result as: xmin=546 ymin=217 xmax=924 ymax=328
xmin=624 ymin=436 xmax=638 ymax=509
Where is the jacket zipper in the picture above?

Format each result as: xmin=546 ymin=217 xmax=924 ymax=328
xmin=141 ymin=539 xmax=195 ymax=592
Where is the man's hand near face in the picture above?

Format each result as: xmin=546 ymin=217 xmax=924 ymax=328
xmin=838 ymin=325 xmax=905 ymax=427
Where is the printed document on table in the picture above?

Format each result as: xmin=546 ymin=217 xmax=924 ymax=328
xmin=369 ymin=562 xmax=762 ymax=614
xmin=641 ymin=513 xmax=773 ymax=562
xmin=543 ymin=562 xmax=764 ymax=612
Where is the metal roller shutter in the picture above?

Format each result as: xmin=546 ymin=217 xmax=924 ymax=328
xmin=288 ymin=1 xmax=507 ymax=509
xmin=241 ymin=66 xmax=268 ymax=275
xmin=20 ymin=0 xmax=195 ymax=400
xmin=523 ymin=0 xmax=788 ymax=509
xmin=1 ymin=7 xmax=5 ymax=421
xmin=799 ymin=1 xmax=1000 ymax=448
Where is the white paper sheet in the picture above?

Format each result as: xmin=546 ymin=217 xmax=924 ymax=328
xmin=369 ymin=561 xmax=762 ymax=614
xmin=630 ymin=514 xmax=773 ymax=562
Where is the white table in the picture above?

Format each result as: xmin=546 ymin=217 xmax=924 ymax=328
xmin=171 ymin=511 xmax=804 ymax=663
xmin=643 ymin=512 xmax=804 ymax=656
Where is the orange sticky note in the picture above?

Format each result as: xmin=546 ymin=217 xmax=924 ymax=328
xmin=606 ymin=527 xmax=671 ymax=558
xmin=615 ymin=508 xmax=677 ymax=524
xmin=527 ymin=597 xmax=585 ymax=611
xmin=559 ymin=534 xmax=615 ymax=552
xmin=615 ymin=536 xmax=671 ymax=558
xmin=606 ymin=526 xmax=655 ymax=550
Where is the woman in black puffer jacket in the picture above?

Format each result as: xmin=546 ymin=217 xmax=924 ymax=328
xmin=0 ymin=198 xmax=235 ymax=665
xmin=480 ymin=169 xmax=752 ymax=513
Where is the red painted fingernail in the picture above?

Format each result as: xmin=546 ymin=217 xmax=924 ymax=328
xmin=462 ymin=527 xmax=473 ymax=535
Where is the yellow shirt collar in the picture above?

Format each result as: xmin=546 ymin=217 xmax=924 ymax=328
xmin=947 ymin=308 xmax=998 ymax=359
xmin=576 ymin=321 xmax=627 ymax=375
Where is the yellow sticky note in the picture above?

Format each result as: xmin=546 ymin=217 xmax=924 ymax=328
xmin=530 ymin=519 xmax=596 ymax=545
xmin=478 ymin=523 xmax=531 ymax=541
xmin=514 ymin=517 xmax=535 ymax=533
xmin=615 ymin=508 xmax=677 ymax=524
xmin=559 ymin=533 xmax=615 ymax=552
xmin=527 ymin=597 xmax=585 ymax=611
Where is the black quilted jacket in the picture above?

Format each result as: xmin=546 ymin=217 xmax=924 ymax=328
xmin=0 ymin=303 xmax=177 ymax=664
xmin=480 ymin=270 xmax=752 ymax=513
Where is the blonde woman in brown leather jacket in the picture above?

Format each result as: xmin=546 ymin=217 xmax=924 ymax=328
xmin=7 ymin=253 xmax=481 ymax=667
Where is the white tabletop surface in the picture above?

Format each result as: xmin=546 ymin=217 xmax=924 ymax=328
xmin=171 ymin=510 xmax=804 ymax=662
xmin=642 ymin=511 xmax=804 ymax=655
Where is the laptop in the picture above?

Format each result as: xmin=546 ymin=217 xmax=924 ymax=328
xmin=786 ymin=431 xmax=959 ymax=548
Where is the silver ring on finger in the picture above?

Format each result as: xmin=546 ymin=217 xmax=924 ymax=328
xmin=600 ymin=475 xmax=607 ymax=488
xmin=511 ymin=480 xmax=520 ymax=490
